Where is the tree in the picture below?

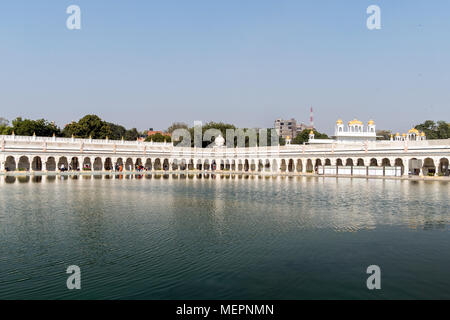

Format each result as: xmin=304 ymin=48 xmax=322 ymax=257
xmin=107 ymin=122 xmax=127 ymax=140
xmin=125 ymin=128 xmax=140 ymax=141
xmin=292 ymin=129 xmax=329 ymax=145
xmin=11 ymin=117 xmax=61 ymax=137
xmin=376 ymin=130 xmax=392 ymax=141
xmin=167 ymin=122 xmax=189 ymax=134
xmin=145 ymin=132 xmax=171 ymax=143
xmin=415 ymin=120 xmax=449 ymax=140
xmin=62 ymin=115 xmax=111 ymax=139
xmin=0 ymin=117 xmax=11 ymax=135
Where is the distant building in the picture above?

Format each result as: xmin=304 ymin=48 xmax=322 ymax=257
xmin=147 ymin=130 xmax=171 ymax=137
xmin=274 ymin=118 xmax=312 ymax=140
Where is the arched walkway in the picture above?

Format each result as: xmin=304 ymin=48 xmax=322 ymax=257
xmin=357 ymin=158 xmax=365 ymax=166
xmin=154 ymin=158 xmax=161 ymax=170
xmin=345 ymin=158 xmax=353 ymax=166
xmin=381 ymin=158 xmax=391 ymax=167
xmin=422 ymin=158 xmax=436 ymax=176
xmin=5 ymin=156 xmax=16 ymax=171
xmin=306 ymin=159 xmax=314 ymax=173
xmin=18 ymin=156 xmax=30 ymax=171
xmin=31 ymin=156 xmax=42 ymax=171
xmin=93 ymin=157 xmax=103 ymax=171
xmin=288 ymin=159 xmax=295 ymax=172
xmin=439 ymin=158 xmax=449 ymax=176
xmin=125 ymin=158 xmax=133 ymax=171
xmin=296 ymin=159 xmax=302 ymax=172
xmin=336 ymin=159 xmax=343 ymax=166
xmin=104 ymin=158 xmax=113 ymax=171
xmin=46 ymin=157 xmax=57 ymax=171
xmin=82 ymin=158 xmax=92 ymax=171
xmin=370 ymin=158 xmax=378 ymax=166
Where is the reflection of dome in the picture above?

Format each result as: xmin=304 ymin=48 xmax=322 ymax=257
xmin=408 ymin=128 xmax=419 ymax=134
xmin=348 ymin=119 xmax=363 ymax=125
xmin=368 ymin=120 xmax=375 ymax=125
xmin=336 ymin=119 xmax=343 ymax=125
xmin=214 ymin=134 xmax=225 ymax=147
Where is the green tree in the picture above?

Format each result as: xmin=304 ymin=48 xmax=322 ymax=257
xmin=62 ymin=115 xmax=112 ymax=139
xmin=292 ymin=129 xmax=329 ymax=144
xmin=125 ymin=128 xmax=140 ymax=141
xmin=11 ymin=117 xmax=61 ymax=137
xmin=0 ymin=117 xmax=12 ymax=134
xmin=415 ymin=120 xmax=449 ymax=139
xmin=145 ymin=132 xmax=171 ymax=143
xmin=106 ymin=122 xmax=127 ymax=140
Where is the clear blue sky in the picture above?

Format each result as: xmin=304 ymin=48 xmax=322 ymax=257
xmin=1 ymin=0 xmax=449 ymax=134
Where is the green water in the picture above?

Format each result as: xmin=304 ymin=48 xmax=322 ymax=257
xmin=0 ymin=174 xmax=449 ymax=299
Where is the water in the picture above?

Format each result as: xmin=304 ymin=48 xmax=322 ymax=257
xmin=0 ymin=174 xmax=449 ymax=299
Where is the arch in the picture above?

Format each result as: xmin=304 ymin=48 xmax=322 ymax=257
xmin=370 ymin=158 xmax=378 ymax=166
xmin=336 ymin=158 xmax=343 ymax=166
xmin=357 ymin=158 xmax=365 ymax=166
xmin=324 ymin=159 xmax=331 ymax=166
xmin=93 ymin=157 xmax=103 ymax=171
xmin=18 ymin=156 xmax=30 ymax=171
xmin=296 ymin=159 xmax=302 ymax=172
xmin=306 ymin=159 xmax=314 ymax=172
xmin=204 ymin=159 xmax=210 ymax=170
xmin=345 ymin=158 xmax=354 ymax=166
xmin=125 ymin=158 xmax=134 ymax=171
xmin=172 ymin=159 xmax=179 ymax=171
xmin=104 ymin=158 xmax=113 ymax=171
xmin=244 ymin=159 xmax=250 ymax=172
xmin=381 ymin=158 xmax=391 ymax=167
xmin=135 ymin=158 xmax=143 ymax=170
xmin=250 ymin=159 xmax=256 ymax=172
xmin=409 ymin=158 xmax=421 ymax=175
xmin=31 ymin=156 xmax=42 ymax=171
xmin=257 ymin=159 xmax=264 ymax=172
xmin=264 ymin=159 xmax=271 ymax=172
xmin=82 ymin=157 xmax=92 ymax=171
xmin=59 ymin=157 xmax=70 ymax=171
xmin=145 ymin=158 xmax=152 ymax=170
xmin=154 ymin=158 xmax=161 ymax=170
xmin=422 ymin=158 xmax=436 ymax=176
xmin=231 ymin=160 xmax=236 ymax=171
xmin=46 ymin=157 xmax=57 ymax=171
xmin=280 ymin=159 xmax=287 ymax=172
xmin=5 ymin=156 xmax=16 ymax=171
xmin=272 ymin=159 xmax=278 ymax=172
xmin=288 ymin=159 xmax=295 ymax=172
xmin=395 ymin=158 xmax=404 ymax=175
xmin=163 ymin=159 xmax=170 ymax=170
xmin=196 ymin=159 xmax=202 ymax=170
xmin=438 ymin=158 xmax=449 ymax=176
xmin=115 ymin=158 xmax=124 ymax=171
xmin=315 ymin=159 xmax=322 ymax=168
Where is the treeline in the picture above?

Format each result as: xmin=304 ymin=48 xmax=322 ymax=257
xmin=376 ymin=120 xmax=450 ymax=140
xmin=0 ymin=115 xmax=147 ymax=141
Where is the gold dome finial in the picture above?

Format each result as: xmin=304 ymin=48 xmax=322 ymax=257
xmin=336 ymin=119 xmax=343 ymax=125
xmin=368 ymin=120 xmax=375 ymax=125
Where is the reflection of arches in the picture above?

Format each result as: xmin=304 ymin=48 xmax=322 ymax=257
xmin=438 ymin=158 xmax=449 ymax=176
xmin=32 ymin=156 xmax=42 ymax=171
xmin=422 ymin=158 xmax=436 ymax=176
xmin=370 ymin=158 xmax=378 ymax=166
xmin=288 ymin=159 xmax=295 ymax=172
xmin=357 ymin=158 xmax=365 ymax=166
xmin=104 ymin=158 xmax=113 ymax=170
xmin=345 ymin=158 xmax=353 ymax=166
xmin=336 ymin=159 xmax=343 ymax=166
xmin=325 ymin=159 xmax=331 ymax=166
xmin=296 ymin=159 xmax=302 ymax=172
xmin=306 ymin=159 xmax=313 ymax=172
xmin=18 ymin=156 xmax=30 ymax=171
xmin=5 ymin=156 xmax=16 ymax=171
xmin=46 ymin=157 xmax=57 ymax=171
xmin=381 ymin=158 xmax=391 ymax=167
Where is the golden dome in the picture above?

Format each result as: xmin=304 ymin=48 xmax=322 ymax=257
xmin=402 ymin=133 xmax=406 ymax=137
xmin=348 ymin=119 xmax=363 ymax=126
xmin=309 ymin=130 xmax=314 ymax=135
xmin=408 ymin=128 xmax=419 ymax=134
xmin=421 ymin=131 xmax=426 ymax=136
xmin=395 ymin=132 xmax=400 ymax=136
xmin=336 ymin=119 xmax=343 ymax=125
xmin=368 ymin=120 xmax=375 ymax=125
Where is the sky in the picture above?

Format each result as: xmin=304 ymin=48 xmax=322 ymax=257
xmin=0 ymin=0 xmax=449 ymax=135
